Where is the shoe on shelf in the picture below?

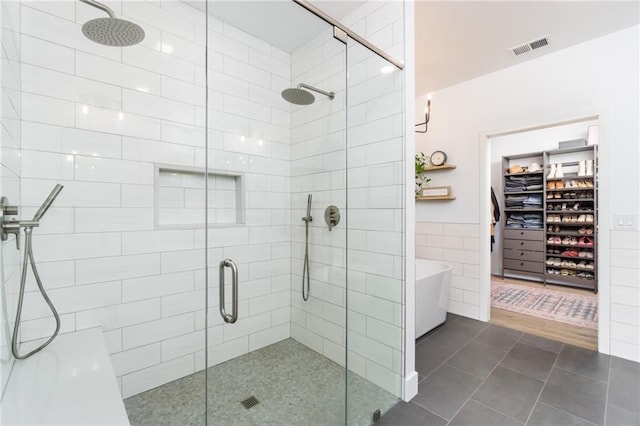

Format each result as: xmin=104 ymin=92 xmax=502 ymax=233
xmin=586 ymin=159 xmax=594 ymax=176
xmin=555 ymin=163 xmax=564 ymax=178
xmin=547 ymin=181 xmax=556 ymax=189
xmin=578 ymin=160 xmax=586 ymax=177
xmin=554 ymin=193 xmax=561 ymax=199
xmin=556 ymin=180 xmax=565 ymax=189
xmin=560 ymin=269 xmax=569 ymax=276
xmin=586 ymin=214 xmax=594 ymax=223
xmin=573 ymin=203 xmax=580 ymax=211
xmin=578 ymin=226 xmax=587 ymax=235
xmin=547 ymin=163 xmax=557 ymax=179
xmin=577 ymin=180 xmax=588 ymax=188
xmin=585 ymin=250 xmax=594 ymax=258
xmin=585 ymin=236 xmax=594 ymax=246
xmin=586 ymin=227 xmax=593 ymax=235
xmin=577 ymin=261 xmax=587 ymax=269
xmin=585 ymin=262 xmax=595 ymax=270
xmin=585 ymin=179 xmax=594 ymax=188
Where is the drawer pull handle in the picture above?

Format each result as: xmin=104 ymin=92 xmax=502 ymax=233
xmin=520 ymin=242 xmax=524 ymax=245
xmin=521 ymin=262 xmax=524 ymax=266
xmin=520 ymin=252 xmax=524 ymax=256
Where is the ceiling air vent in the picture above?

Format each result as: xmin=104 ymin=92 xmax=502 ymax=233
xmin=510 ymin=36 xmax=550 ymax=56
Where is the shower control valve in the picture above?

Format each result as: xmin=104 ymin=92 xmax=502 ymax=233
xmin=1 ymin=197 xmax=41 ymax=250
xmin=324 ymin=205 xmax=341 ymax=231
xmin=1 ymin=197 xmax=21 ymax=249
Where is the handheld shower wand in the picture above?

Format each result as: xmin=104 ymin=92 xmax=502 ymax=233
xmin=301 ymin=194 xmax=312 ymax=301
xmin=10 ymin=184 xmax=63 ymax=359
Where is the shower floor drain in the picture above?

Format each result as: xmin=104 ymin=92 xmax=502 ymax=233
xmin=241 ymin=396 xmax=260 ymax=409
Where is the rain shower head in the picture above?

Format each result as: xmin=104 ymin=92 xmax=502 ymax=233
xmin=281 ymin=83 xmax=335 ymax=106
xmin=79 ymin=0 xmax=145 ymax=47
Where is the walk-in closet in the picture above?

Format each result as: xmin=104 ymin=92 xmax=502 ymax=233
xmin=490 ymin=120 xmax=599 ymax=350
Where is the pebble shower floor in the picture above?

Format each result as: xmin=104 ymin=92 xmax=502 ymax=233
xmin=124 ymin=339 xmax=398 ymax=426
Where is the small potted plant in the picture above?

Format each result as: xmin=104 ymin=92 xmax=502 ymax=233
xmin=415 ymin=152 xmax=431 ymax=198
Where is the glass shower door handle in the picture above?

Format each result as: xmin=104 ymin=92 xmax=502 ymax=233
xmin=219 ymin=258 xmax=238 ymax=324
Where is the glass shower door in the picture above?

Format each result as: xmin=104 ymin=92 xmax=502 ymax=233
xmin=204 ymin=2 xmax=348 ymax=424
xmin=345 ymin=36 xmax=405 ymax=422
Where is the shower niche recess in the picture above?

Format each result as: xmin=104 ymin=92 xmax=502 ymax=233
xmin=154 ymin=165 xmax=245 ymax=228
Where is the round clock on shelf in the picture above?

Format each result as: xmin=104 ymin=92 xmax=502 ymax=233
xmin=430 ymin=150 xmax=447 ymax=166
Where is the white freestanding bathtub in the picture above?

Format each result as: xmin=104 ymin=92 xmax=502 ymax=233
xmin=415 ymin=259 xmax=451 ymax=338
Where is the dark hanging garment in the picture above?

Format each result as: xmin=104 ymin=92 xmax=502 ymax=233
xmin=491 ymin=187 xmax=501 ymax=251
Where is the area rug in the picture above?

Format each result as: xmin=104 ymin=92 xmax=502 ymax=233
xmin=491 ymin=282 xmax=598 ymax=330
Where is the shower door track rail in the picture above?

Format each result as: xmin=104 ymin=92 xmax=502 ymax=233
xmin=292 ymin=0 xmax=405 ymax=70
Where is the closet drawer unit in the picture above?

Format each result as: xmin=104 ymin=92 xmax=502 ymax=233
xmin=504 ymin=229 xmax=543 ymax=241
xmin=504 ymin=249 xmax=544 ymax=263
xmin=504 ymin=259 xmax=544 ymax=274
xmin=503 ymin=239 xmax=544 ymax=252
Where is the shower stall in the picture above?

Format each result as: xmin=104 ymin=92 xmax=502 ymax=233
xmin=0 ymin=0 xmax=409 ymax=424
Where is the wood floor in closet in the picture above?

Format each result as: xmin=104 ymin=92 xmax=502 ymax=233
xmin=490 ymin=276 xmax=598 ymax=351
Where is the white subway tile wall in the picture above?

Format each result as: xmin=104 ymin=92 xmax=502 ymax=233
xmin=16 ymin=0 xmax=407 ymax=401
xmin=609 ymin=230 xmax=640 ymax=361
xmin=17 ymin=0 xmax=293 ymax=398
xmin=416 ymin=222 xmax=482 ymax=318
xmin=1 ymin=0 xmax=22 ymax=396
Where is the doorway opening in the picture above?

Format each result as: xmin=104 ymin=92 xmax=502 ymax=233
xmin=482 ymin=116 xmax=605 ymax=351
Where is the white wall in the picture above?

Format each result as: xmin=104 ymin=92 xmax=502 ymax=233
xmin=416 ymin=26 xmax=640 ymax=362
xmin=16 ymin=0 xmax=292 ymax=398
xmin=0 ymin=0 xmax=22 ymax=397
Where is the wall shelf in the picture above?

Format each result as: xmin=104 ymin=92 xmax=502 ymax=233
xmin=416 ymin=196 xmax=456 ymax=201
xmin=424 ymin=164 xmax=456 ymax=171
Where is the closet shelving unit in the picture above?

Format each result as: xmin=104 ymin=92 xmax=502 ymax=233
xmin=501 ymin=146 xmax=598 ymax=293
xmin=544 ymin=146 xmax=598 ymax=293
xmin=501 ymin=153 xmax=545 ymax=282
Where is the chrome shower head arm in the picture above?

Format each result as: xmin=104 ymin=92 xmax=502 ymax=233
xmin=297 ymin=83 xmax=335 ymax=100
xmin=79 ymin=0 xmax=116 ymax=18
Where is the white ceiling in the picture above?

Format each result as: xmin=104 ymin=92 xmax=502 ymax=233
xmin=187 ymin=1 xmax=365 ymax=53
xmin=186 ymin=1 xmax=639 ymax=97
xmin=415 ymin=1 xmax=640 ymax=95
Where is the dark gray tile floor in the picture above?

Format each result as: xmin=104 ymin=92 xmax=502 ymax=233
xmin=379 ymin=314 xmax=640 ymax=426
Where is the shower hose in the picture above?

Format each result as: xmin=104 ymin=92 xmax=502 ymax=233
xmin=302 ymin=219 xmax=310 ymax=301
xmin=11 ymin=226 xmax=61 ymax=359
